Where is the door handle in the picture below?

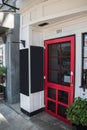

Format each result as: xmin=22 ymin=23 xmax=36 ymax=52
xmin=71 ymin=71 xmax=74 ymax=86
xmin=44 ymin=76 xmax=46 ymax=80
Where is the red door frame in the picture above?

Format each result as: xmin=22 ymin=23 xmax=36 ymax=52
xmin=44 ymin=35 xmax=75 ymax=124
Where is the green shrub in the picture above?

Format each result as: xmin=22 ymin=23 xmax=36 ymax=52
xmin=0 ymin=66 xmax=6 ymax=76
xmin=66 ymin=97 xmax=87 ymax=126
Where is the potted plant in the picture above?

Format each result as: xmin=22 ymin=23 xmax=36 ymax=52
xmin=66 ymin=97 xmax=87 ymax=130
xmin=0 ymin=66 xmax=6 ymax=83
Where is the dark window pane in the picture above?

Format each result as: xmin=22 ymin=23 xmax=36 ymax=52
xmin=58 ymin=90 xmax=68 ymax=104
xmin=82 ymin=58 xmax=87 ymax=88
xmin=61 ymin=43 xmax=70 ymax=56
xmin=61 ymin=57 xmax=70 ymax=71
xmin=48 ymin=44 xmax=60 ymax=57
xmin=48 ymin=101 xmax=56 ymax=113
xmin=82 ymin=34 xmax=87 ymax=88
xmin=49 ymin=58 xmax=60 ymax=70
xmin=48 ymin=70 xmax=59 ymax=83
xmin=48 ymin=88 xmax=56 ymax=100
xmin=82 ymin=69 xmax=87 ymax=85
xmin=48 ymin=69 xmax=70 ymax=86
xmin=58 ymin=104 xmax=67 ymax=118
xmin=48 ymin=42 xmax=71 ymax=85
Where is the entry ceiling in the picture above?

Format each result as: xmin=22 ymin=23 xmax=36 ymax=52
xmin=30 ymin=10 xmax=87 ymax=29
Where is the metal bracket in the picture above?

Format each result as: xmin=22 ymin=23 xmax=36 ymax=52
xmin=2 ymin=0 xmax=19 ymax=10
xmin=12 ymin=40 xmax=26 ymax=48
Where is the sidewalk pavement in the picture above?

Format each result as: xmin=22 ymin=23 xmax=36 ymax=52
xmin=0 ymin=100 xmax=72 ymax=130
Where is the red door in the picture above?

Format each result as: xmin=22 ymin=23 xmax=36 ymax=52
xmin=44 ymin=36 xmax=75 ymax=124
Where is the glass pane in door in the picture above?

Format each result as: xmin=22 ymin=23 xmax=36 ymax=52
xmin=48 ymin=42 xmax=71 ymax=86
xmin=48 ymin=87 xmax=56 ymax=100
xmin=58 ymin=90 xmax=68 ymax=104
xmin=48 ymin=101 xmax=56 ymax=113
xmin=61 ymin=43 xmax=70 ymax=56
xmin=48 ymin=44 xmax=60 ymax=57
xmin=57 ymin=104 xmax=67 ymax=118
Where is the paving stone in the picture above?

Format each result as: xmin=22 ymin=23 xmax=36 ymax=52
xmin=0 ymin=101 xmax=72 ymax=130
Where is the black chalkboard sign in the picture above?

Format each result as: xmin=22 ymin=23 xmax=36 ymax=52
xmin=20 ymin=49 xmax=29 ymax=96
xmin=30 ymin=46 xmax=44 ymax=93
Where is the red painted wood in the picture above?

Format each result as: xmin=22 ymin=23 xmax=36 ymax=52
xmin=44 ymin=36 xmax=75 ymax=124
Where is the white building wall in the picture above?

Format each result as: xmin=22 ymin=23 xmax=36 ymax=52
xmin=19 ymin=0 xmax=87 ymax=24
xmin=29 ymin=27 xmax=43 ymax=47
xmin=0 ymin=37 xmax=5 ymax=66
xmin=29 ymin=14 xmax=87 ymax=99
xmin=20 ymin=11 xmax=30 ymax=49
xmin=20 ymin=0 xmax=87 ymax=113
xmin=30 ymin=91 xmax=44 ymax=112
xmin=42 ymin=15 xmax=87 ymax=99
xmin=20 ymin=11 xmax=44 ymax=112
